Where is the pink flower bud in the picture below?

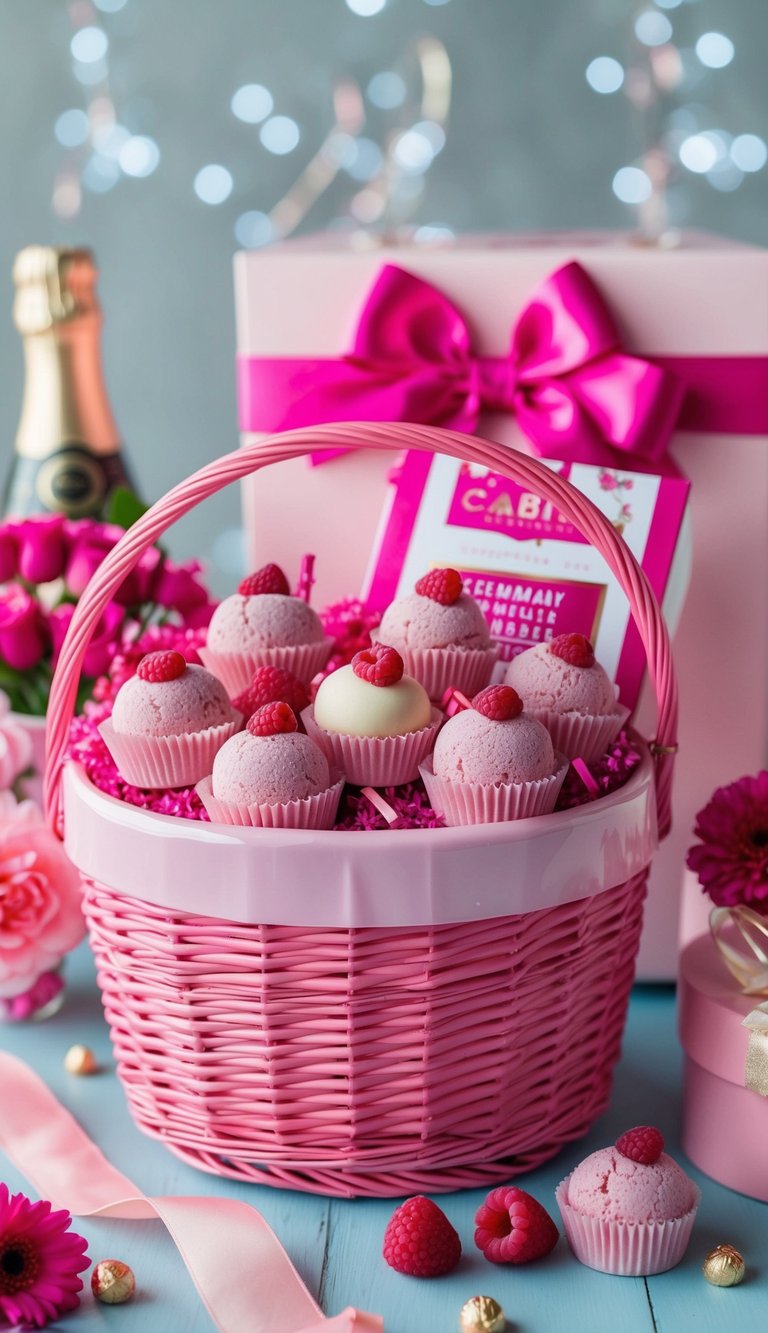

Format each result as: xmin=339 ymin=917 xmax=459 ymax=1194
xmin=16 ymin=515 xmax=68 ymax=584
xmin=50 ymin=600 xmax=125 ymax=679
xmin=0 ymin=528 xmax=18 ymax=583
xmin=0 ymin=587 xmax=49 ymax=670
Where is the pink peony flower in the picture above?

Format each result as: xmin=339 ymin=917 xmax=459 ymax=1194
xmin=0 ymin=794 xmax=85 ymax=999
xmin=0 ymin=529 xmax=17 ymax=584
xmin=49 ymin=600 xmax=125 ymax=679
xmin=0 ymin=691 xmax=33 ymax=790
xmin=687 ymin=771 xmax=768 ymax=910
xmin=15 ymin=515 xmax=68 ymax=585
xmin=0 ymin=587 xmax=49 ymax=671
xmin=0 ymin=1183 xmax=89 ymax=1329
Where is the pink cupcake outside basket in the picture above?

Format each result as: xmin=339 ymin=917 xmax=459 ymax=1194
xmin=556 ymin=1130 xmax=701 ymax=1277
xmin=99 ymin=653 xmax=242 ymax=789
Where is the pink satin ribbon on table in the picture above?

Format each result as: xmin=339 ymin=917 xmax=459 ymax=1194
xmin=0 ymin=1053 xmax=382 ymax=1333
xmin=239 ymin=261 xmax=694 ymax=471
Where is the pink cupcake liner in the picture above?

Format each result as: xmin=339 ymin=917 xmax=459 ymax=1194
xmin=555 ymin=1178 xmax=701 ymax=1277
xmin=199 ymin=637 xmax=334 ymax=697
xmin=528 ymin=705 xmax=631 ymax=764
xmin=196 ymin=774 xmax=344 ymax=829
xmin=302 ymin=707 xmax=443 ymax=787
xmin=418 ymin=754 xmax=569 ymax=826
xmin=99 ymin=714 xmax=242 ymax=790
xmin=399 ymin=644 xmax=498 ymax=703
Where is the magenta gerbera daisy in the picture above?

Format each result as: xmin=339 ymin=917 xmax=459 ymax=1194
xmin=0 ymin=1184 xmax=89 ymax=1329
xmin=687 ymin=770 xmax=768 ymax=910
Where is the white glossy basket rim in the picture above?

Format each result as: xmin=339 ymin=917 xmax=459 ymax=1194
xmin=63 ymin=744 xmax=657 ymax=929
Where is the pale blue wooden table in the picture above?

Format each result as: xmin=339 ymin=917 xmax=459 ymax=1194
xmin=1 ymin=943 xmax=765 ymax=1333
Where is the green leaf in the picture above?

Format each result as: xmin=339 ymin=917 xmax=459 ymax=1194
xmin=105 ymin=486 xmax=149 ymax=531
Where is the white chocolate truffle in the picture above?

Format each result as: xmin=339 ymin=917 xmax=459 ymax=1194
xmin=313 ymin=664 xmax=431 ymax=738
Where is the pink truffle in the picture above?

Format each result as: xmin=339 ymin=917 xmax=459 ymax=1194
xmin=207 ymin=593 xmax=324 ymax=653
xmin=378 ymin=592 xmax=490 ymax=652
xmin=505 ymin=640 xmax=616 ymax=716
xmin=566 ymin=1147 xmax=697 ymax=1224
xmin=211 ymin=729 xmax=330 ymax=805
xmin=112 ymin=664 xmax=234 ymax=737
xmin=433 ymin=707 xmax=555 ymax=785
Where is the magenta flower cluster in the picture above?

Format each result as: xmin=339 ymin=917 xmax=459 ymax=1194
xmin=687 ymin=770 xmax=768 ymax=910
xmin=0 ymin=514 xmax=216 ymax=715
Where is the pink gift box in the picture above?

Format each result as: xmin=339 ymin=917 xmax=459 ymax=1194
xmin=678 ymin=933 xmax=768 ymax=1202
xmin=234 ymin=231 xmax=768 ymax=979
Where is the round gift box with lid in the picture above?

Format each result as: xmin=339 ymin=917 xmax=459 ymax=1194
xmin=679 ymin=933 xmax=768 ymax=1202
xmin=45 ymin=422 xmax=678 ymax=1199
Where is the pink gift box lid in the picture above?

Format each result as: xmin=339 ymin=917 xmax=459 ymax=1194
xmin=678 ymin=933 xmax=756 ymax=1086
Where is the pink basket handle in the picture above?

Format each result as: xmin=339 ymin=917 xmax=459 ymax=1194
xmin=45 ymin=423 xmax=677 ymax=836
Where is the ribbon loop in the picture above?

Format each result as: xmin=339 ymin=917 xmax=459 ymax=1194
xmin=239 ymin=260 xmax=687 ymax=473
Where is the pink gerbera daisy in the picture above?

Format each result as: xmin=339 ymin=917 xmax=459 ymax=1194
xmin=0 ymin=1184 xmax=89 ymax=1329
xmin=687 ymin=770 xmax=768 ymax=910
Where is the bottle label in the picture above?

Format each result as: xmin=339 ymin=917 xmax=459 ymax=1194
xmin=4 ymin=444 xmax=134 ymax=519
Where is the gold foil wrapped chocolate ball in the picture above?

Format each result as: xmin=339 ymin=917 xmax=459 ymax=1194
xmin=64 ymin=1044 xmax=98 ymax=1075
xmin=91 ymin=1259 xmax=136 ymax=1304
xmin=459 ymin=1295 xmax=506 ymax=1332
xmin=702 ymin=1244 xmax=745 ymax=1287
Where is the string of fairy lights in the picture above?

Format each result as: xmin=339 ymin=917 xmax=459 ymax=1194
xmin=52 ymin=0 xmax=766 ymax=241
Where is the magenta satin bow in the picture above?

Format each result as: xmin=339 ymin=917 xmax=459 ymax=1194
xmin=237 ymin=261 xmax=686 ymax=471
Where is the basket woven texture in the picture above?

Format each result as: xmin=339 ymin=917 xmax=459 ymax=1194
xmin=46 ymin=423 xmax=677 ymax=1199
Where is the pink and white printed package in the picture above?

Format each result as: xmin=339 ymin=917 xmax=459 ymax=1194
xmin=364 ymin=451 xmax=689 ymax=716
xmin=234 ymin=230 xmax=768 ymax=976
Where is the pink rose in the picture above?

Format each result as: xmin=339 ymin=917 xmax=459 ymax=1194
xmin=152 ymin=560 xmax=209 ymax=616
xmin=65 ymin=526 xmax=161 ymax=607
xmin=0 ymin=793 xmax=85 ymax=998
xmin=64 ymin=525 xmax=123 ymax=598
xmin=0 ymin=586 xmax=49 ymax=670
xmin=0 ymin=691 xmax=33 ymax=789
xmin=50 ymin=600 xmax=125 ymax=678
xmin=112 ymin=545 xmax=162 ymax=607
xmin=15 ymin=514 xmax=68 ymax=584
xmin=0 ymin=528 xmax=18 ymax=583
xmin=598 ymin=471 xmax=619 ymax=491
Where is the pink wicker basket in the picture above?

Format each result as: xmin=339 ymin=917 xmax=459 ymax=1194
xmin=45 ymin=422 xmax=677 ymax=1200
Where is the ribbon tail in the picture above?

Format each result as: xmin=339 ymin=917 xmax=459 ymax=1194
xmin=0 ymin=1052 xmax=382 ymax=1333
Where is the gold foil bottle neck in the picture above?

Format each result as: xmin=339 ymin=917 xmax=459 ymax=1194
xmin=13 ymin=245 xmax=100 ymax=335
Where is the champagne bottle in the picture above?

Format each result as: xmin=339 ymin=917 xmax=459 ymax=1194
xmin=4 ymin=244 xmax=138 ymax=520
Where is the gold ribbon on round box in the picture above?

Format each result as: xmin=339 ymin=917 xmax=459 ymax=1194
xmin=710 ymin=906 xmax=768 ymax=1096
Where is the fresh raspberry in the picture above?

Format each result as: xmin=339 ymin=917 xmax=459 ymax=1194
xmin=474 ymin=1187 xmax=558 ymax=1265
xmin=137 ymin=650 xmax=186 ymax=683
xmin=414 ymin=568 xmax=463 ymax=606
xmin=382 ymin=1196 xmax=461 ymax=1278
xmin=246 ymin=701 xmax=298 ymax=737
xmin=472 ymin=684 xmax=523 ymax=721
xmin=616 ymin=1126 xmax=665 ymax=1165
xmin=238 ymin=563 xmax=290 ymax=596
xmin=352 ymin=643 xmax=404 ymax=687
xmin=549 ymin=633 xmax=596 ymax=669
xmin=232 ymin=665 xmax=310 ymax=719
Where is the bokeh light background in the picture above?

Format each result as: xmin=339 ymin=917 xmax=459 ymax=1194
xmin=0 ymin=0 xmax=764 ymax=588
